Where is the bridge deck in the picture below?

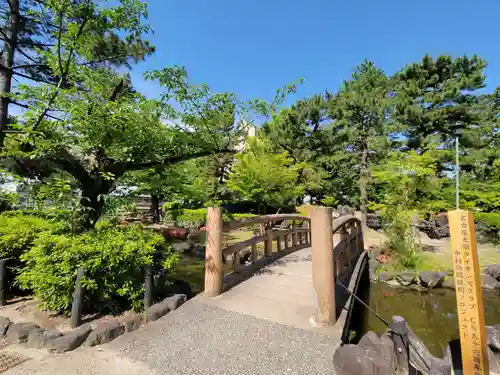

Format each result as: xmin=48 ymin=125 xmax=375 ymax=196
xmin=201 ymin=246 xmax=339 ymax=334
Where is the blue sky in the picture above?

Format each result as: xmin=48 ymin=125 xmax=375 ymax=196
xmin=131 ymin=0 xmax=499 ymax=104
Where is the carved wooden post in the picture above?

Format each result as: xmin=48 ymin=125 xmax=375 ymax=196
xmin=284 ymin=231 xmax=289 ymax=249
xmin=310 ymin=206 xmax=335 ymax=327
xmin=204 ymin=207 xmax=223 ymax=297
xmin=292 ymin=221 xmax=297 ymax=247
xmin=391 ymin=316 xmax=409 ymax=375
xmin=264 ymin=227 xmax=273 ymax=257
xmin=276 ymin=234 xmax=282 ymax=252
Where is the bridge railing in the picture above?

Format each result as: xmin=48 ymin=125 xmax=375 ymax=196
xmin=310 ymin=206 xmax=363 ymax=327
xmin=204 ymin=208 xmax=311 ymax=297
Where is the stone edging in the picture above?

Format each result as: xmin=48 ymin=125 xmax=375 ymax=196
xmin=0 ymin=294 xmax=187 ymax=353
xmin=369 ymin=258 xmax=500 ymax=290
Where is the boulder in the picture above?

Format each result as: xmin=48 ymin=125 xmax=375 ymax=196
xmin=489 ymin=347 xmax=500 ymax=375
xmin=386 ymin=279 xmax=402 ymax=288
xmin=0 ymin=316 xmax=11 ymax=337
xmin=487 ymin=325 xmax=500 ymax=352
xmin=333 ymin=344 xmax=377 ymax=375
xmin=484 ymin=264 xmax=500 ymax=281
xmin=395 ymin=272 xmax=417 ymax=286
xmin=166 ymin=280 xmax=192 ymax=298
xmin=47 ymin=324 xmax=92 ymax=353
xmin=358 ymin=331 xmax=396 ymax=373
xmin=162 ymin=294 xmax=187 ymax=311
xmin=123 ymin=314 xmax=143 ymax=332
xmin=378 ymin=272 xmax=394 ymax=282
xmin=6 ymin=322 xmax=40 ymax=343
xmin=27 ymin=328 xmax=62 ymax=349
xmin=147 ymin=301 xmax=170 ymax=322
xmin=442 ymin=276 xmax=456 ymax=290
xmin=419 ymin=271 xmax=447 ymax=288
xmin=171 ymin=241 xmax=192 ymax=253
xmin=85 ymin=320 xmax=125 ymax=347
xmin=482 ymin=274 xmax=499 ymax=290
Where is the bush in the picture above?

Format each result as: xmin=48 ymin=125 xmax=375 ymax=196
xmin=0 ymin=214 xmax=64 ymax=260
xmin=18 ymin=224 xmax=176 ymax=315
xmin=382 ymin=210 xmax=422 ymax=271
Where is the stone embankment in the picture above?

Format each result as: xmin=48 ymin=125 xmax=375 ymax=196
xmin=0 ymin=294 xmax=186 ymax=353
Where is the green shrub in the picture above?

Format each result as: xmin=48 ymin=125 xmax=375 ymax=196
xmin=18 ymin=224 xmax=176 ymax=315
xmin=0 ymin=214 xmax=64 ymax=260
xmin=382 ymin=210 xmax=422 ymax=271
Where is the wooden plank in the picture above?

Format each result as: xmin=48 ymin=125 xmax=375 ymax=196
xmin=448 ymin=209 xmax=489 ymax=375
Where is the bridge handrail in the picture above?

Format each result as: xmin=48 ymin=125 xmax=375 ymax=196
xmin=223 ymin=214 xmax=310 ymax=231
xmin=221 ymin=215 xmax=311 ymax=275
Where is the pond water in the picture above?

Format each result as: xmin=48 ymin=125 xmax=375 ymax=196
xmin=362 ymin=282 xmax=500 ymax=357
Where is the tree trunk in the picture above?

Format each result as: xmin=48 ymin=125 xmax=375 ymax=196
xmin=78 ymin=178 xmax=114 ymax=229
xmin=0 ymin=0 xmax=21 ymax=146
xmin=150 ymin=193 xmax=161 ymax=223
xmin=359 ymin=146 xmax=369 ymax=227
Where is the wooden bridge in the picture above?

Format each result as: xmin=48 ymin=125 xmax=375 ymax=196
xmin=200 ymin=206 xmax=367 ymax=334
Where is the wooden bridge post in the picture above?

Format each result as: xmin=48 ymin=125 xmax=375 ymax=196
xmin=291 ymin=221 xmax=298 ymax=247
xmin=204 ymin=207 xmax=223 ymax=297
xmin=310 ymin=206 xmax=335 ymax=327
xmin=264 ymin=224 xmax=273 ymax=257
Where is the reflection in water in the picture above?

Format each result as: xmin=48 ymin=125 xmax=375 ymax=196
xmin=363 ymin=282 xmax=500 ymax=357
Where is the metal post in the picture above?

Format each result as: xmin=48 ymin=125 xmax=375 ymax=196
xmin=310 ymin=206 xmax=335 ymax=327
xmin=70 ymin=268 xmax=85 ymax=329
xmin=0 ymin=259 xmax=7 ymax=306
xmin=204 ymin=207 xmax=223 ymax=297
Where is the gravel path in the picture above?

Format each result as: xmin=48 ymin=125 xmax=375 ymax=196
xmin=108 ymin=298 xmax=339 ymax=375
xmin=7 ymin=299 xmax=339 ymax=375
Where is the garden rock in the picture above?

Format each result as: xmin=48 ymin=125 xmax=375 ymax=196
xmin=147 ymin=301 xmax=171 ymax=322
xmin=485 ymin=264 xmax=500 ymax=281
xmin=124 ymin=314 xmax=143 ymax=332
xmin=378 ymin=272 xmax=393 ymax=282
xmin=6 ymin=322 xmax=40 ymax=343
xmin=419 ymin=271 xmax=447 ymax=288
xmin=482 ymin=274 xmax=499 ymax=290
xmin=442 ymin=276 xmax=455 ymax=290
xmin=386 ymin=279 xmax=401 ymax=288
xmin=358 ymin=331 xmax=396 ymax=372
xmin=489 ymin=347 xmax=500 ymax=375
xmin=162 ymin=294 xmax=187 ymax=310
xmin=171 ymin=241 xmax=192 ymax=253
xmin=47 ymin=324 xmax=92 ymax=353
xmin=166 ymin=280 xmax=192 ymax=298
xmin=0 ymin=316 xmax=10 ymax=337
xmin=85 ymin=320 xmax=125 ymax=347
xmin=27 ymin=328 xmax=62 ymax=349
xmin=487 ymin=325 xmax=500 ymax=351
xmin=333 ymin=344 xmax=378 ymax=375
xmin=395 ymin=272 xmax=416 ymax=286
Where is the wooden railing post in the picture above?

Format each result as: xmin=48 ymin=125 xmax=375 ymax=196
xmin=310 ymin=206 xmax=335 ymax=327
xmin=292 ymin=221 xmax=297 ymax=247
xmin=264 ymin=227 xmax=273 ymax=257
xmin=204 ymin=207 xmax=223 ymax=297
